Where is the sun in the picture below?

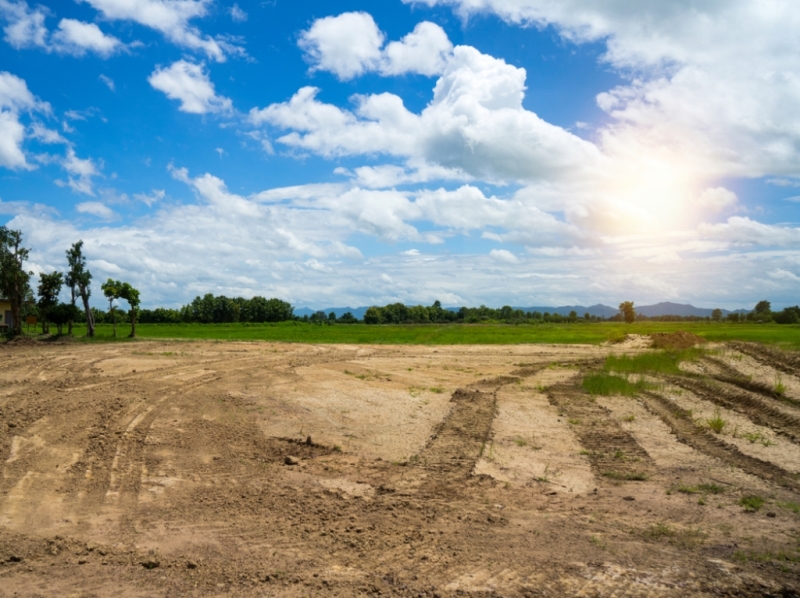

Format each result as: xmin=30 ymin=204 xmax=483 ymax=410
xmin=606 ymin=155 xmax=699 ymax=231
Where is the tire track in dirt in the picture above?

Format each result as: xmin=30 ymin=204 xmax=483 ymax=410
xmin=702 ymin=356 xmax=800 ymax=408
xmin=640 ymin=391 xmax=800 ymax=493
xmin=730 ymin=342 xmax=800 ymax=378
xmin=548 ymin=383 xmax=655 ymax=481
xmin=668 ymin=377 xmax=800 ymax=443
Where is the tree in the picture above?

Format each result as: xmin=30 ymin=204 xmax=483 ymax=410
xmin=619 ymin=301 xmax=636 ymax=324
xmin=754 ymin=300 xmax=771 ymax=318
xmin=101 ymin=279 xmax=122 ymax=337
xmin=65 ymin=241 xmax=95 ymax=337
xmin=711 ymin=308 xmax=722 ymax=322
xmin=118 ymin=282 xmax=140 ymax=337
xmin=37 ymin=271 xmax=64 ymax=334
xmin=0 ymin=227 xmax=32 ymax=338
xmin=48 ymin=303 xmax=81 ymax=335
xmin=363 ymin=306 xmax=383 ymax=324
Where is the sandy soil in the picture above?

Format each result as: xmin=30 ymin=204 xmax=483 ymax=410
xmin=1 ymin=339 xmax=799 ymax=597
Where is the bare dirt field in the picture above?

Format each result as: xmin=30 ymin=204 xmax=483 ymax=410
xmin=1 ymin=338 xmax=799 ymax=597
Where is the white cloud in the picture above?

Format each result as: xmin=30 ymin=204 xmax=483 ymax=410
xmin=148 ymin=60 xmax=232 ymax=114
xmin=698 ymin=187 xmax=738 ymax=213
xmin=699 ymin=217 xmax=800 ymax=248
xmin=252 ymin=46 xmax=601 ymax=183
xmin=299 ymin=12 xmax=384 ymax=80
xmin=230 ymin=3 xmax=247 ymax=23
xmin=29 ymin=121 xmax=68 ymax=144
xmin=51 ymin=18 xmax=123 ymax=57
xmin=489 ymin=248 xmax=519 ymax=263
xmin=0 ymin=70 xmax=48 ymax=169
xmin=80 ymin=0 xmax=238 ymax=61
xmin=99 ymin=74 xmax=115 ymax=91
xmin=1 ymin=2 xmax=126 ymax=57
xmin=0 ymin=0 xmax=47 ymax=49
xmin=380 ymin=21 xmax=453 ymax=77
xmin=408 ymin=0 xmax=800 ymax=180
xmin=76 ymin=201 xmax=116 ymax=219
xmin=0 ymin=110 xmax=28 ymax=169
xmin=134 ymin=189 xmax=165 ymax=206
xmin=300 ymin=13 xmax=452 ymax=80
xmin=59 ymin=148 xmax=101 ymax=195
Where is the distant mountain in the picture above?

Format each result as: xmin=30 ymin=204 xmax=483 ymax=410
xmin=295 ymin=302 xmax=749 ymax=320
xmin=635 ymin=302 xmax=729 ymax=317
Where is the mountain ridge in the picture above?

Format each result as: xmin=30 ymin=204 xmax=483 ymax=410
xmin=294 ymin=301 xmax=750 ymax=319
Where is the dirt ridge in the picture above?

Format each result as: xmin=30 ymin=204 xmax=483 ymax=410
xmin=641 ymin=391 xmax=800 ymax=493
xmin=669 ymin=376 xmax=800 ymax=443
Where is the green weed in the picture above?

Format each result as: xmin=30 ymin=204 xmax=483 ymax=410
xmin=706 ymin=410 xmax=727 ymax=434
xmin=622 ymin=414 xmax=636 ymax=422
xmin=739 ymin=495 xmax=765 ymax=513
xmin=777 ymin=501 xmax=800 ymax=513
xmin=604 ymin=348 xmax=704 ymax=376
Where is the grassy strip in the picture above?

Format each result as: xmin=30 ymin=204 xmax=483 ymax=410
xmin=582 ymin=373 xmax=657 ymax=396
xmin=604 ymin=348 xmax=705 ymax=376
xmin=18 ymin=321 xmax=799 ymax=347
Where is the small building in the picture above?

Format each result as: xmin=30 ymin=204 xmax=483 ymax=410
xmin=0 ymin=298 xmax=12 ymax=330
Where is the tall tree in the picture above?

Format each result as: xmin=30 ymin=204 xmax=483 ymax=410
xmin=0 ymin=227 xmax=32 ymax=338
xmin=37 ymin=271 xmax=64 ymax=334
xmin=65 ymin=241 xmax=95 ymax=337
xmin=118 ymin=282 xmax=140 ymax=337
xmin=619 ymin=301 xmax=636 ymax=324
xmin=101 ymin=278 xmax=122 ymax=337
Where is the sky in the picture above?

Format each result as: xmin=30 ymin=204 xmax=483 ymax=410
xmin=1 ymin=0 xmax=799 ymax=311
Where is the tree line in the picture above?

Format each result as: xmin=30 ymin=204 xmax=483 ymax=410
xmin=613 ymin=300 xmax=800 ymax=325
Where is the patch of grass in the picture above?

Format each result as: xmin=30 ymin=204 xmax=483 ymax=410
xmin=603 ymin=471 xmax=649 ymax=481
xmin=698 ymin=483 xmax=725 ymax=495
xmin=742 ymin=431 xmax=774 ymax=446
xmin=604 ymin=348 xmax=704 ymax=377
xmin=613 ymin=449 xmax=625 ymax=460
xmin=706 ymin=410 xmax=727 ymax=434
xmin=582 ymin=373 xmax=657 ymax=397
xmin=621 ymin=414 xmax=636 ymax=422
xmin=567 ymin=418 xmax=581 ymax=425
xmin=429 ymin=387 xmax=444 ymax=394
xmin=677 ymin=485 xmax=701 ymax=494
xmin=739 ymin=495 xmax=765 ymax=513
xmin=775 ymin=376 xmax=786 ymax=397
xmin=777 ymin=501 xmax=800 ymax=513
xmin=645 ymin=523 xmax=707 ymax=548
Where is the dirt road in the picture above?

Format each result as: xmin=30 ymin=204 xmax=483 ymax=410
xmin=1 ymin=339 xmax=798 ymax=596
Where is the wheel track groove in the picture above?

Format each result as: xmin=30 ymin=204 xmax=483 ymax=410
xmin=640 ymin=391 xmax=800 ymax=493
xmin=667 ymin=376 xmax=800 ymax=443
xmin=729 ymin=342 xmax=800 ymax=378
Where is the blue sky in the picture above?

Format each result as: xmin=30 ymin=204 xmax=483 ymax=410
xmin=1 ymin=0 xmax=799 ymax=310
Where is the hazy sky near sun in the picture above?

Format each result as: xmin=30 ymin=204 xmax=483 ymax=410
xmin=1 ymin=0 xmax=799 ymax=310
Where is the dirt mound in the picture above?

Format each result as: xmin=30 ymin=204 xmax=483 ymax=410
xmin=650 ymin=331 xmax=707 ymax=350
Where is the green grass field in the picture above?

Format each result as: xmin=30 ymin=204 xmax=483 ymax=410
xmin=39 ymin=321 xmax=799 ymax=348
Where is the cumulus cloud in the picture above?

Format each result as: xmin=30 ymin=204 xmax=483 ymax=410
xmin=148 ymin=60 xmax=232 ymax=114
xmin=698 ymin=187 xmax=738 ymax=213
xmin=299 ymin=12 xmax=452 ymax=80
xmin=408 ymin=0 xmax=800 ymax=180
xmin=76 ymin=201 xmax=116 ymax=219
xmin=79 ymin=0 xmax=239 ymax=61
xmin=252 ymin=45 xmax=601 ymax=183
xmin=0 ymin=0 xmax=46 ymax=49
xmin=0 ymin=70 xmax=49 ymax=169
xmin=51 ymin=18 xmax=123 ymax=57
xmin=1 ymin=1 xmax=125 ymax=57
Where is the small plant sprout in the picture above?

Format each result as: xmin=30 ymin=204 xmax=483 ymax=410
xmin=774 ymin=376 xmax=786 ymax=397
xmin=706 ymin=410 xmax=727 ymax=434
